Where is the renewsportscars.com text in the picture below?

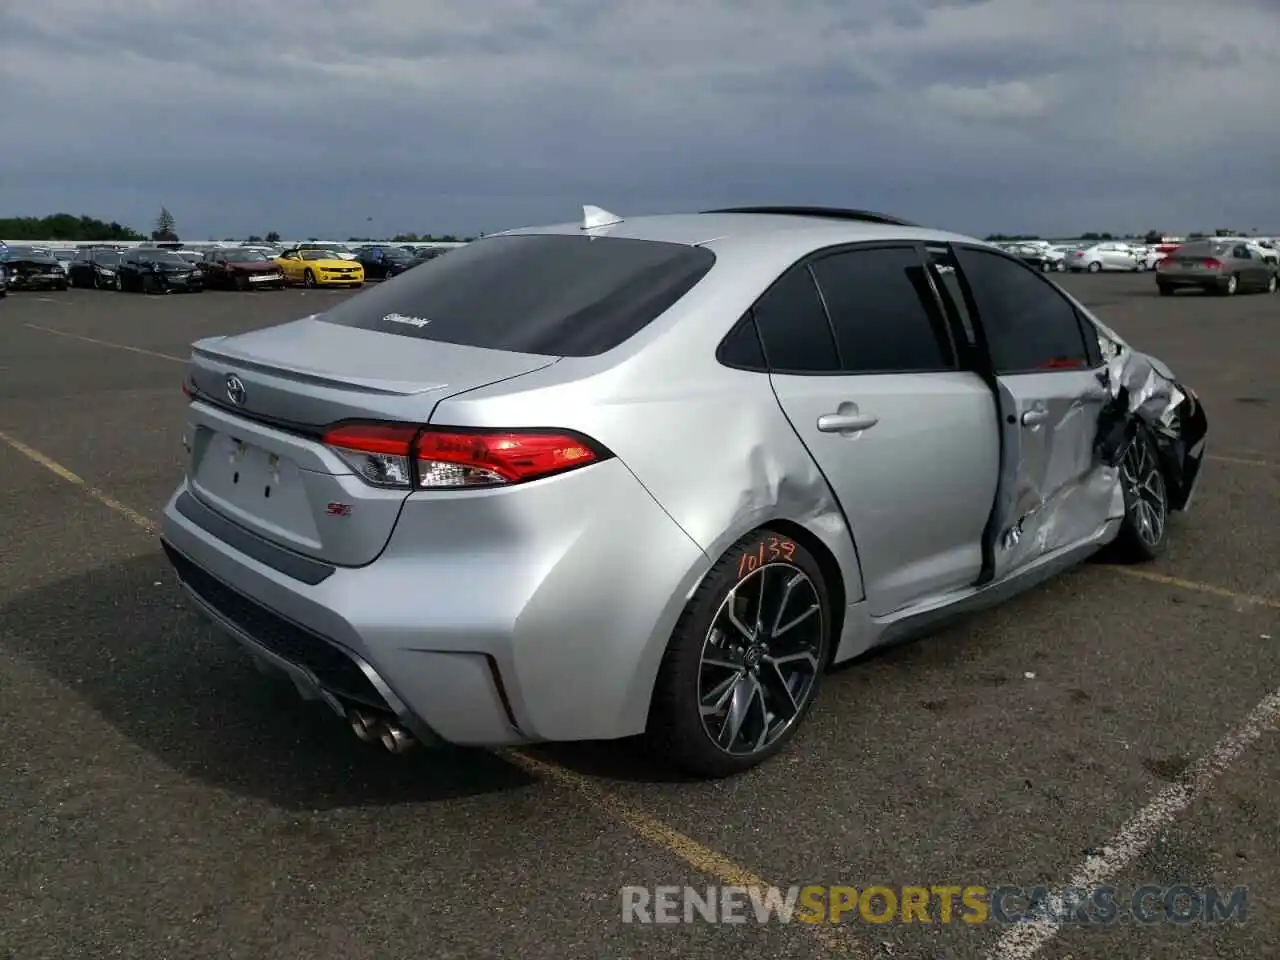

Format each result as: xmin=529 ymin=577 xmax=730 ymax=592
xmin=621 ymin=884 xmax=1249 ymax=926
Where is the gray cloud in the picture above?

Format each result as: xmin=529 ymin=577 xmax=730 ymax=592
xmin=1 ymin=0 xmax=1277 ymax=239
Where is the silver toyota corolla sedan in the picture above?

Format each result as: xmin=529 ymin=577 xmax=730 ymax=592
xmin=161 ymin=205 xmax=1209 ymax=778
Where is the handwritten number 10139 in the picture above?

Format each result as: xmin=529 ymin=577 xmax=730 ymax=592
xmin=737 ymin=537 xmax=797 ymax=578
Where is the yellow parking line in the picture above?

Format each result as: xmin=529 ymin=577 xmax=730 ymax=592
xmin=1 ymin=429 xmax=861 ymax=955
xmin=1115 ymin=567 xmax=1280 ymax=610
xmin=505 ymin=750 xmax=860 ymax=955
xmin=23 ymin=323 xmax=186 ymax=363
xmin=0 ymin=430 xmax=157 ymax=534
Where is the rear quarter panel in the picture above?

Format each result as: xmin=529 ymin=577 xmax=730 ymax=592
xmin=425 ymin=257 xmax=868 ymax=617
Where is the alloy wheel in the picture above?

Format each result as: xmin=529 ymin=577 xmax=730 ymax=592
xmin=1121 ymin=436 xmax=1167 ymax=547
xmin=698 ymin=563 xmax=824 ymax=757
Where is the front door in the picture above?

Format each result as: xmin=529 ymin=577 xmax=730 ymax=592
xmin=951 ymin=245 xmax=1116 ymax=582
xmin=757 ymin=245 xmax=1000 ymax=618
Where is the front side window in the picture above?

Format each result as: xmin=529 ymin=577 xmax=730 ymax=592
xmin=954 ymin=248 xmax=1091 ymax=373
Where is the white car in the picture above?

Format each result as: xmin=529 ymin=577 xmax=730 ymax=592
xmin=1066 ymin=242 xmax=1142 ymax=273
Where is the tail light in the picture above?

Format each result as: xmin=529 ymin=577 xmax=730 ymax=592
xmin=1201 ymin=258 xmax=1223 ymax=269
xmin=321 ymin=423 xmax=609 ymax=490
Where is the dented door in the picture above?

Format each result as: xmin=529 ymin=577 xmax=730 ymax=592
xmin=951 ymin=245 xmax=1120 ymax=582
xmin=989 ymin=369 xmax=1115 ymax=580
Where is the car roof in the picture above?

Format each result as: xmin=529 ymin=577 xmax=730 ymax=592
xmin=494 ymin=209 xmax=989 ymax=260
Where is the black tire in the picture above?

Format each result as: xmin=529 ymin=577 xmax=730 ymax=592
xmin=1266 ymin=274 xmax=1277 ymax=294
xmin=1109 ymin=426 xmax=1169 ymax=563
xmin=1087 ymin=261 xmax=1102 ymax=273
xmin=303 ymin=269 xmax=316 ymax=288
xmin=115 ymin=273 xmax=124 ymax=292
xmin=1219 ymin=274 xmax=1239 ymax=296
xmin=1157 ymin=284 xmax=1173 ymax=297
xmin=645 ymin=528 xmax=833 ymax=778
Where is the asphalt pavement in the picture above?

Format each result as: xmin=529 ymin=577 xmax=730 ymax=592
xmin=1 ymin=273 xmax=1277 ymax=960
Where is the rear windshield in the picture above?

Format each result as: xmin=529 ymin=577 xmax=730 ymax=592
xmin=317 ymin=234 xmax=717 ymax=357
xmin=1173 ymin=241 xmax=1226 ymax=257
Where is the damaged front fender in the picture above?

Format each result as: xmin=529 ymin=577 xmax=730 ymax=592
xmin=1094 ymin=343 xmax=1208 ymax=512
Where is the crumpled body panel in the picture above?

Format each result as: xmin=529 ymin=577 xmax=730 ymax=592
xmin=991 ymin=324 xmax=1208 ymax=575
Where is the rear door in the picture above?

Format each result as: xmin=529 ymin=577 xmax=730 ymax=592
xmin=762 ymin=244 xmax=1000 ymax=618
xmin=950 ymin=245 xmax=1113 ymax=582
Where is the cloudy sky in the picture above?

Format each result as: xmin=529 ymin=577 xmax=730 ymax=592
xmin=2 ymin=0 xmax=1277 ymax=239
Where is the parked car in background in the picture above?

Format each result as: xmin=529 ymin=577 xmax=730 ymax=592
xmin=354 ymin=245 xmax=417 ymax=279
xmin=1005 ymin=242 xmax=1064 ymax=272
xmin=297 ymin=242 xmax=358 ymax=261
xmin=115 ymin=247 xmax=205 ymax=293
xmin=1066 ymin=242 xmax=1141 ymax=273
xmin=410 ymin=246 xmax=444 ymax=264
xmin=0 ymin=245 xmax=69 ymax=290
xmin=1247 ymin=240 xmax=1278 ymax=266
xmin=160 ymin=204 xmax=1208 ymax=778
xmin=1157 ymin=240 xmax=1279 ymax=296
xmin=201 ymin=248 xmax=287 ymax=290
xmin=275 ymin=248 xmax=365 ymax=287
xmin=49 ymin=248 xmax=77 ymax=274
xmin=68 ymin=247 xmax=123 ymax=288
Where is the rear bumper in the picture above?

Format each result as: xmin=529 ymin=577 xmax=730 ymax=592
xmin=1157 ymin=273 xmax=1228 ymax=290
xmin=160 ymin=458 xmax=709 ymax=746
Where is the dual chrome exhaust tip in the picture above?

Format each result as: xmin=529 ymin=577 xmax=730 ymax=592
xmin=348 ymin=708 xmax=416 ymax=754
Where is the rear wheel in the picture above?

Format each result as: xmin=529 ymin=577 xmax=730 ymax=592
xmin=1110 ymin=426 xmax=1169 ymax=563
xmin=1087 ymin=261 xmax=1102 ymax=273
xmin=1221 ymin=274 xmax=1238 ymax=296
xmin=645 ymin=529 xmax=832 ymax=778
xmin=1157 ymin=284 xmax=1174 ymax=296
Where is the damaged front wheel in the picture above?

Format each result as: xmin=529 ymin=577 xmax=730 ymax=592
xmin=1112 ymin=426 xmax=1169 ymax=562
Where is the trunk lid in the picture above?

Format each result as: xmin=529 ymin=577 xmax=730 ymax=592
xmin=184 ymin=316 xmax=558 ymax=566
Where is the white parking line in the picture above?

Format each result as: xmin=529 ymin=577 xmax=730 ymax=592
xmin=23 ymin=323 xmax=185 ymax=363
xmin=987 ymin=686 xmax=1280 ymax=959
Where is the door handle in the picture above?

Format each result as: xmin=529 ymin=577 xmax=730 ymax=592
xmin=1021 ymin=409 xmax=1049 ymax=427
xmin=817 ymin=411 xmax=879 ymax=434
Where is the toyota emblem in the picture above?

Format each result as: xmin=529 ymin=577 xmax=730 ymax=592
xmin=225 ymin=374 xmax=247 ymax=406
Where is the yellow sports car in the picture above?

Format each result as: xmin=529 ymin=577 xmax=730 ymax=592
xmin=275 ymin=248 xmax=365 ymax=288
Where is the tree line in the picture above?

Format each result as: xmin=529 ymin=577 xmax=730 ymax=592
xmin=2 ymin=209 xmax=476 ymax=244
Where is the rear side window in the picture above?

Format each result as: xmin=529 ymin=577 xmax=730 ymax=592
xmin=318 ymin=235 xmax=716 ymax=357
xmin=954 ymin=247 xmax=1090 ymax=374
xmin=808 ymin=246 xmax=955 ymax=373
xmin=750 ymin=266 xmax=841 ymax=373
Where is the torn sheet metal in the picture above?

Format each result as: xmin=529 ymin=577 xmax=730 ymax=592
xmin=990 ymin=324 xmax=1208 ymax=576
xmin=1093 ymin=331 xmax=1208 ymax=512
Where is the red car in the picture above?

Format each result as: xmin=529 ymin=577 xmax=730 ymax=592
xmin=200 ymin=248 xmax=287 ymax=290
